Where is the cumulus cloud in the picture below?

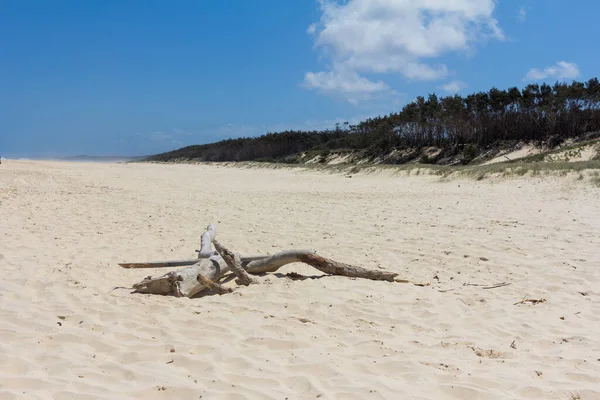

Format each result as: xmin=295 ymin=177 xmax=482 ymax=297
xmin=440 ymin=80 xmax=468 ymax=93
xmin=524 ymin=61 xmax=580 ymax=81
xmin=303 ymin=0 xmax=503 ymax=102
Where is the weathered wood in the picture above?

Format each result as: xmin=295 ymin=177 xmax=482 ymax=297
xmin=119 ymin=255 xmax=267 ymax=269
xmin=132 ymin=249 xmax=401 ymax=297
xmin=213 ymin=240 xmax=257 ymax=286
xmin=197 ymin=223 xmax=217 ymax=258
xmin=119 ymin=259 xmax=202 ymax=269
xmin=245 ymin=251 xmax=398 ymax=282
xmin=132 ymin=256 xmax=231 ymax=297
xmin=197 ymin=274 xmax=233 ymax=295
xmin=129 ymin=222 xmax=406 ymax=298
xmin=244 ymin=250 xmax=315 ymax=274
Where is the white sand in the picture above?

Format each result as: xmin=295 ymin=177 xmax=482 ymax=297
xmin=484 ymin=142 xmax=599 ymax=165
xmin=1 ymin=160 xmax=599 ymax=400
xmin=483 ymin=144 xmax=542 ymax=165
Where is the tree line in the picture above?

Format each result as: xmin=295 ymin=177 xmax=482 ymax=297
xmin=146 ymin=78 xmax=600 ymax=164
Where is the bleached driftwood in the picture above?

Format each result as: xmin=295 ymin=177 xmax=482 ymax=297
xmin=245 ymin=251 xmax=398 ymax=282
xmin=213 ymin=239 xmax=257 ymax=286
xmin=131 ymin=250 xmax=402 ymax=297
xmin=129 ymin=224 xmax=255 ymax=297
xmin=120 ymin=259 xmax=205 ymax=269
xmin=132 ymin=256 xmax=230 ymax=297
xmin=128 ymin=223 xmax=408 ymax=299
xmin=119 ymin=255 xmax=266 ymax=269
xmin=197 ymin=223 xmax=217 ymax=258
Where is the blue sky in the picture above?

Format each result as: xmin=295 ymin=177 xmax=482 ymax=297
xmin=1 ymin=0 xmax=599 ymax=158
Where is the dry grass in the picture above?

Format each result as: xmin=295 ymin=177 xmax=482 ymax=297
xmin=229 ymin=158 xmax=600 ymax=186
xmin=141 ymin=154 xmax=600 ymax=187
xmin=508 ymin=138 xmax=599 ymax=164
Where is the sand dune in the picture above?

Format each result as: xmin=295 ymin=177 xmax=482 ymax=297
xmin=1 ymin=160 xmax=599 ymax=399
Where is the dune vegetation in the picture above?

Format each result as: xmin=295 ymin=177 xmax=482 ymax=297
xmin=146 ymin=78 xmax=600 ymax=167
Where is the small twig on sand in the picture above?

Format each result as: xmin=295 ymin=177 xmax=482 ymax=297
xmin=464 ymin=282 xmax=512 ymax=289
xmin=514 ymin=298 xmax=546 ymax=305
xmin=438 ymin=281 xmax=511 ymax=292
xmin=482 ymin=282 xmax=512 ymax=290
xmin=437 ymin=287 xmax=458 ymax=293
xmin=394 ymin=278 xmax=431 ymax=287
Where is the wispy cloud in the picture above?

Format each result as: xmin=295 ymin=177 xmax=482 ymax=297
xmin=301 ymin=69 xmax=396 ymax=105
xmin=517 ymin=6 xmax=527 ymax=23
xmin=439 ymin=80 xmax=468 ymax=94
xmin=524 ymin=61 xmax=580 ymax=81
xmin=303 ymin=0 xmax=504 ymax=103
xmin=136 ymin=129 xmax=195 ymax=146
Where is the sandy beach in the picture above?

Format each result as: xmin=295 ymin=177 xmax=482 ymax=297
xmin=1 ymin=160 xmax=599 ymax=399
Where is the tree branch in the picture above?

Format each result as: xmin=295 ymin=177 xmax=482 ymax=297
xmin=213 ymin=239 xmax=258 ymax=286
xmin=245 ymin=250 xmax=398 ymax=282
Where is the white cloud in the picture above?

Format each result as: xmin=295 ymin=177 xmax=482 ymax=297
xmin=303 ymin=70 xmax=388 ymax=93
xmin=303 ymin=0 xmax=503 ymax=102
xmin=524 ymin=61 xmax=580 ymax=81
xmin=440 ymin=80 xmax=468 ymax=93
xmin=403 ymin=63 xmax=448 ymax=81
xmin=302 ymin=70 xmax=398 ymax=105
xmin=518 ymin=7 xmax=527 ymax=22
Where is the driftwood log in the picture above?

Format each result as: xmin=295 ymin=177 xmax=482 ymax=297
xmin=125 ymin=223 xmax=417 ymax=298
